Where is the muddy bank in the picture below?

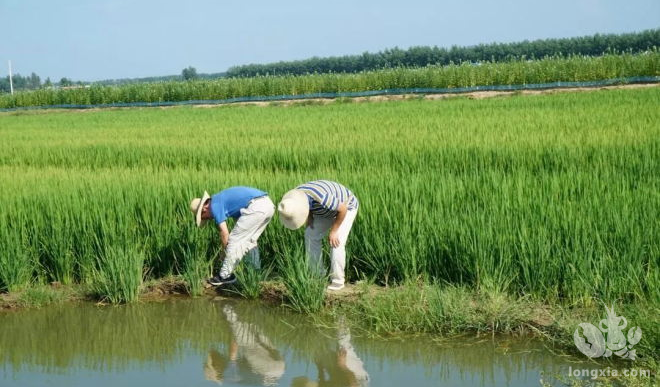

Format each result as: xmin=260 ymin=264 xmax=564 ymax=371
xmin=0 ymin=277 xmax=366 ymax=310
xmin=0 ymin=277 xmax=557 ymax=332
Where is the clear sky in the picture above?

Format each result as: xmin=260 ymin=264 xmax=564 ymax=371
xmin=1 ymin=0 xmax=658 ymax=81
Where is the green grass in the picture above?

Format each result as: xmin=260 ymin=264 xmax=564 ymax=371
xmin=0 ymin=52 xmax=658 ymax=109
xmin=16 ymin=285 xmax=68 ymax=308
xmin=278 ymin=245 xmax=327 ymax=313
xmin=88 ymin=246 xmax=144 ymax=303
xmin=232 ymin=260 xmax=271 ymax=300
xmin=0 ymin=86 xmax=657 ymax=310
xmin=178 ymin=243 xmax=213 ymax=297
xmin=176 ymin=228 xmax=216 ymax=296
xmin=0 ymin=217 xmax=34 ymax=292
xmin=341 ymin=281 xmax=535 ymax=335
xmin=336 ymin=282 xmax=659 ymax=376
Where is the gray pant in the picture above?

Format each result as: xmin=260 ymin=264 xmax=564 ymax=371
xmin=305 ymin=207 xmax=358 ymax=286
xmin=220 ymin=196 xmax=275 ymax=277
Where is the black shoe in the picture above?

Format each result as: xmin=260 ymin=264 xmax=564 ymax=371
xmin=207 ymin=273 xmax=237 ymax=286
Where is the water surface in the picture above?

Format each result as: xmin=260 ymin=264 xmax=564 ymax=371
xmin=0 ymin=297 xmax=591 ymax=386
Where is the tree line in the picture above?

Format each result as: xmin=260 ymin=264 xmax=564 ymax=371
xmin=226 ymin=29 xmax=660 ymax=77
xmin=0 ymin=68 xmax=229 ymax=93
xmin=0 ymin=73 xmax=81 ymax=94
xmin=94 ymin=68 xmax=226 ymax=86
xmin=0 ymin=73 xmax=44 ymax=93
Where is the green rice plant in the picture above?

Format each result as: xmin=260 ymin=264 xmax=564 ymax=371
xmin=176 ymin=234 xmax=216 ymax=297
xmin=232 ymin=260 xmax=272 ymax=299
xmin=172 ymin=220 xmax=217 ymax=296
xmin=89 ymin=245 xmax=144 ymax=303
xmin=0 ymin=214 xmax=34 ymax=292
xmin=0 ymin=87 xmax=657 ymax=308
xmin=177 ymin=243 xmax=214 ymax=297
xmin=36 ymin=206 xmax=76 ymax=284
xmin=278 ymin=245 xmax=327 ymax=313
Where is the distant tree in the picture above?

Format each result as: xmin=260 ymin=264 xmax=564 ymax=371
xmin=181 ymin=66 xmax=198 ymax=81
xmin=44 ymin=77 xmax=52 ymax=88
xmin=11 ymin=73 xmax=27 ymax=89
xmin=59 ymin=77 xmax=73 ymax=87
xmin=0 ymin=72 xmax=49 ymax=93
xmin=225 ymin=28 xmax=660 ymax=78
xmin=28 ymin=72 xmax=41 ymax=89
xmin=0 ymin=77 xmax=9 ymax=93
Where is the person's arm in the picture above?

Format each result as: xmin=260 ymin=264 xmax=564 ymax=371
xmin=218 ymin=221 xmax=229 ymax=249
xmin=328 ymin=202 xmax=347 ymax=248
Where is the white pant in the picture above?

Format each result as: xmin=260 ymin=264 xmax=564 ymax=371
xmin=221 ymin=304 xmax=285 ymax=383
xmin=220 ymin=196 xmax=274 ymax=278
xmin=305 ymin=208 xmax=358 ymax=286
xmin=337 ymin=325 xmax=370 ymax=384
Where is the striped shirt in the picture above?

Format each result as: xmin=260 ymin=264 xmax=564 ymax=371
xmin=297 ymin=180 xmax=359 ymax=218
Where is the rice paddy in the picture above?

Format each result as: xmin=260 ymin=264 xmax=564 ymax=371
xmin=0 ymin=85 xmax=657 ymax=310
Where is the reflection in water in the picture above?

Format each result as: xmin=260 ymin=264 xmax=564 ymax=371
xmin=0 ymin=297 xmax=595 ymax=387
xmin=204 ymin=303 xmax=285 ymax=385
xmin=292 ymin=320 xmax=369 ymax=387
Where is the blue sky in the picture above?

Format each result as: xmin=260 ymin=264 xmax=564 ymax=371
xmin=1 ymin=0 xmax=658 ymax=81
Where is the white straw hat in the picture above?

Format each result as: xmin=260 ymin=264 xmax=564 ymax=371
xmin=190 ymin=191 xmax=211 ymax=227
xmin=278 ymin=189 xmax=309 ymax=230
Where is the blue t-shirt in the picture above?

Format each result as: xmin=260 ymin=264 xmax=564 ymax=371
xmin=210 ymin=186 xmax=267 ymax=224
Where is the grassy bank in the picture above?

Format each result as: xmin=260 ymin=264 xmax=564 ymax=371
xmin=4 ymin=278 xmax=656 ymax=356
xmin=336 ymin=282 xmax=658 ymax=386
xmin=1 ymin=51 xmax=658 ymax=109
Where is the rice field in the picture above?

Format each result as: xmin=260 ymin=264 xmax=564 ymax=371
xmin=1 ymin=51 xmax=658 ymax=109
xmin=0 ymin=86 xmax=658 ymax=306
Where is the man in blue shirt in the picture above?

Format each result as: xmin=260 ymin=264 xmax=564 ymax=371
xmin=190 ymin=186 xmax=274 ymax=286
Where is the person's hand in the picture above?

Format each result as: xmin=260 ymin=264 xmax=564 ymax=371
xmin=329 ymin=230 xmax=340 ymax=248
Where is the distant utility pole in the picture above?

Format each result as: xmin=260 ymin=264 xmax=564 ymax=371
xmin=8 ymin=60 xmax=13 ymax=95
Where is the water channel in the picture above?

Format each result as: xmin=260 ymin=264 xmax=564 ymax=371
xmin=0 ymin=297 xmax=595 ymax=386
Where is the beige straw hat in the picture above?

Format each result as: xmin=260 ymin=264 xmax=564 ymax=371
xmin=189 ymin=191 xmax=211 ymax=227
xmin=278 ymin=189 xmax=309 ymax=230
